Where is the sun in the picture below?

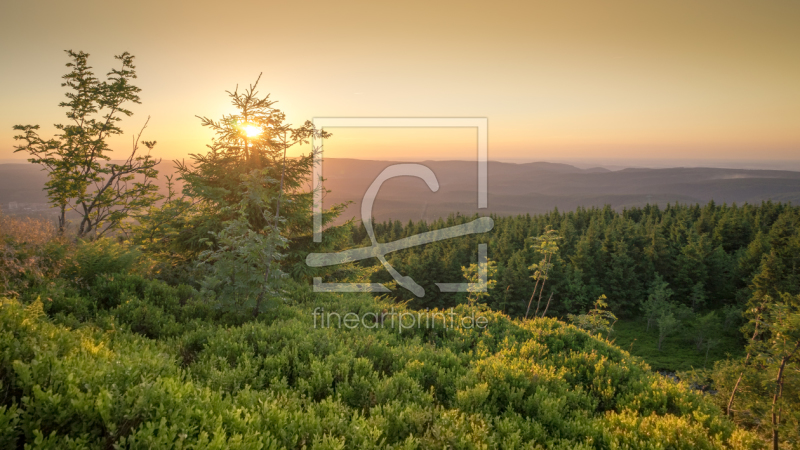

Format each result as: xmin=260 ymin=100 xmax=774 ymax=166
xmin=242 ymin=124 xmax=262 ymax=137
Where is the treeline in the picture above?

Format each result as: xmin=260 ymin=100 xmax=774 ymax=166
xmin=350 ymin=201 xmax=800 ymax=317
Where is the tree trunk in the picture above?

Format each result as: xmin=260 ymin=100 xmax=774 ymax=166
xmin=727 ymin=319 xmax=762 ymax=416
xmin=253 ymin=264 xmax=271 ymax=318
xmin=771 ymin=340 xmax=800 ymax=450
xmin=524 ymin=277 xmax=541 ymax=320
xmin=534 ymin=254 xmax=551 ymax=317
xmin=57 ymin=204 xmax=66 ymax=235
xmin=541 ymin=292 xmax=554 ymax=318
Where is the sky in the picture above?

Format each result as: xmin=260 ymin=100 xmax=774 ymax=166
xmin=1 ymin=0 xmax=798 ymax=167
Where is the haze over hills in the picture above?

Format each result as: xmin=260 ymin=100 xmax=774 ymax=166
xmin=0 ymin=161 xmax=180 ymax=218
xmin=318 ymin=159 xmax=800 ymax=223
xmin=3 ymin=158 xmax=800 ymax=223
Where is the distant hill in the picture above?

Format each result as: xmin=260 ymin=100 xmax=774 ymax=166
xmin=3 ymin=159 xmax=800 ymax=222
xmin=0 ymin=161 xmax=179 ymax=218
xmin=0 ymin=164 xmax=50 ymax=205
xmin=317 ymin=158 xmax=800 ymax=223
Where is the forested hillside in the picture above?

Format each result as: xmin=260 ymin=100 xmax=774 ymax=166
xmin=0 ymin=225 xmax=762 ymax=449
xmin=3 ymin=203 xmax=794 ymax=448
xmin=357 ymin=201 xmax=799 ymax=316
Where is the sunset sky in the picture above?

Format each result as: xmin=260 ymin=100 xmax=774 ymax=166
xmin=1 ymin=0 xmax=798 ymax=167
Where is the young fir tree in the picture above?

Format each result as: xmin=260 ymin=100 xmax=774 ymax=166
xmin=656 ymin=311 xmax=679 ymax=351
xmin=175 ymin=76 xmax=346 ymax=315
xmin=197 ymin=172 xmax=288 ymax=315
xmin=642 ymin=274 xmax=673 ymax=332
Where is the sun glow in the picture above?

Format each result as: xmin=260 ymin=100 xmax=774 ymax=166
xmin=242 ymin=124 xmax=262 ymax=138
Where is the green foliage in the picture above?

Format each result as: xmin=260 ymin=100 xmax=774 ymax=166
xmin=641 ymin=275 xmax=673 ymax=332
xmin=611 ymin=318 xmax=744 ymax=372
xmin=0 ymin=213 xmax=67 ymax=297
xmin=361 ymin=202 xmax=800 ymax=320
xmin=568 ymin=294 xmax=617 ymax=336
xmin=703 ymin=293 xmax=800 ymax=448
xmin=0 ymin=294 xmax=760 ymax=449
xmin=136 ymin=76 xmax=353 ymax=311
xmin=197 ymin=171 xmax=289 ymax=316
xmin=0 ymin=215 xmax=769 ymax=447
xmin=525 ymin=228 xmax=560 ymax=319
xmin=172 ymin=76 xmax=347 ymax=275
xmin=12 ymin=50 xmax=161 ymax=237
xmin=128 ymin=174 xmax=197 ymax=282
xmin=657 ymin=311 xmax=679 ymax=351
xmin=461 ymin=258 xmax=497 ymax=305
xmin=62 ymin=238 xmax=141 ymax=287
xmin=692 ymin=312 xmax=722 ymax=354
xmin=9 ymin=192 xmax=800 ymax=446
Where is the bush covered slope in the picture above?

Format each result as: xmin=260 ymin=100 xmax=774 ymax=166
xmin=0 ymin=280 xmax=760 ymax=449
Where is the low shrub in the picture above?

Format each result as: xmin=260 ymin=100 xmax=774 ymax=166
xmin=0 ymin=295 xmax=763 ymax=448
xmin=62 ymin=239 xmax=142 ymax=288
xmin=0 ymin=212 xmax=67 ymax=298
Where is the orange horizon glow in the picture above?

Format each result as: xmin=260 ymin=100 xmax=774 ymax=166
xmin=1 ymin=1 xmax=798 ymax=166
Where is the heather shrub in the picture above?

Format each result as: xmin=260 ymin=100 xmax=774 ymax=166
xmin=0 ymin=211 xmax=66 ymax=297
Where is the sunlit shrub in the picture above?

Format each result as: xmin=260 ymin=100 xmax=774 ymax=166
xmin=0 ymin=294 xmax=762 ymax=448
xmin=62 ymin=238 xmax=142 ymax=288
